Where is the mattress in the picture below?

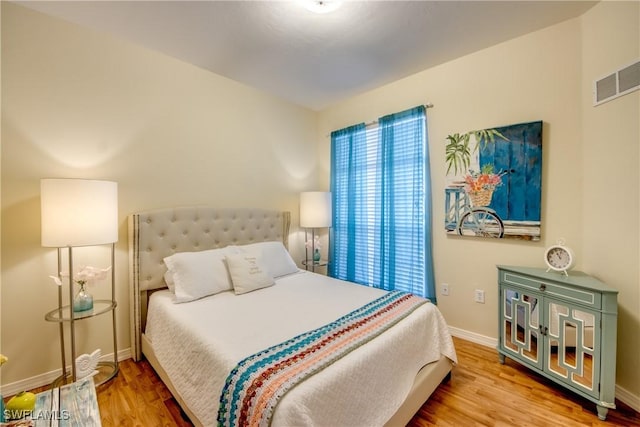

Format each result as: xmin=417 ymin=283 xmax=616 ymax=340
xmin=145 ymin=270 xmax=457 ymax=427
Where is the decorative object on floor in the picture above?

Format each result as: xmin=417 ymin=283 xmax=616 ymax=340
xmin=32 ymin=377 xmax=101 ymax=426
xmin=544 ymin=239 xmax=575 ymax=275
xmin=41 ymin=178 xmax=119 ymax=385
xmin=300 ymin=191 xmax=331 ymax=272
xmin=76 ymin=349 xmax=101 ymax=379
xmin=445 ymin=121 xmax=542 ymax=240
xmin=5 ymin=391 xmax=36 ymax=420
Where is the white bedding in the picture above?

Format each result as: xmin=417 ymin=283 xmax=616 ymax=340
xmin=145 ymin=270 xmax=457 ymax=427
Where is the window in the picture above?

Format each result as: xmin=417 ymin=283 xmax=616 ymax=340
xmin=329 ymin=105 xmax=436 ymax=300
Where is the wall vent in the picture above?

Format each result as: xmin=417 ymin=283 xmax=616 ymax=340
xmin=593 ymin=59 xmax=640 ymax=106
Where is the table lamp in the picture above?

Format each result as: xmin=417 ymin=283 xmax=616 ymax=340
xmin=300 ymin=191 xmax=331 ymax=269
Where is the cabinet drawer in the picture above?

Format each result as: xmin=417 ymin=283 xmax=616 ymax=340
xmin=500 ymin=270 xmax=602 ymax=309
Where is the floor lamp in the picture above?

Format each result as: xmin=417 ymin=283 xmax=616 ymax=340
xmin=41 ymin=178 xmax=119 ymax=385
xmin=300 ymin=191 xmax=332 ymax=272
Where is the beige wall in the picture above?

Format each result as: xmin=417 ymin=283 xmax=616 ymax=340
xmin=1 ymin=3 xmax=317 ymax=386
xmin=580 ymin=1 xmax=640 ymax=400
xmin=318 ymin=2 xmax=639 ymax=404
xmin=2 ymin=0 xmax=638 ymax=409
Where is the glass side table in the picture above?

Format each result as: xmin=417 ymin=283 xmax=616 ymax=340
xmin=301 ymin=259 xmax=328 ymax=273
xmin=44 ymin=244 xmax=119 ymax=388
xmin=45 ymin=300 xmax=119 ymax=387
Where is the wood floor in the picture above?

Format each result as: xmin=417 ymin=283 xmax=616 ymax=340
xmin=87 ymin=337 xmax=639 ymax=426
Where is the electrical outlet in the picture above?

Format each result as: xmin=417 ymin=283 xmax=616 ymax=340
xmin=441 ymin=283 xmax=450 ymax=296
xmin=474 ymin=289 xmax=485 ymax=304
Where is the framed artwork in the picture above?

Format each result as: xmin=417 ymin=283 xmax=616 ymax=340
xmin=444 ymin=120 xmax=542 ymax=240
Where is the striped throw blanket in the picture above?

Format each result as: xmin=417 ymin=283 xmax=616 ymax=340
xmin=217 ymin=290 xmax=427 ymax=427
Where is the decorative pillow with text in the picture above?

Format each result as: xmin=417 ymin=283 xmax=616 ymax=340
xmin=225 ymin=253 xmax=275 ymax=295
xmin=237 ymin=241 xmax=299 ymax=278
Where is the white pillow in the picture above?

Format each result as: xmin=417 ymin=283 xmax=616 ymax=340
xmin=225 ymin=253 xmax=275 ymax=295
xmin=238 ymin=241 xmax=299 ymax=278
xmin=164 ymin=247 xmax=238 ymax=303
xmin=164 ymin=270 xmax=175 ymax=293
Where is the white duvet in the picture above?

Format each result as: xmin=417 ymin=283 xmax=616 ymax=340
xmin=145 ymin=271 xmax=457 ymax=427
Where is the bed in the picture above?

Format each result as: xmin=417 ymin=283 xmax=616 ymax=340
xmin=128 ymin=206 xmax=457 ymax=426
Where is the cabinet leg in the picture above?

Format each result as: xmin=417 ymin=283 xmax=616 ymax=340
xmin=498 ymin=353 xmax=505 ymax=364
xmin=596 ymin=405 xmax=608 ymax=421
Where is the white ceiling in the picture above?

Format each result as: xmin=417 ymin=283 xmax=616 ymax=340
xmin=17 ymin=1 xmax=597 ymax=111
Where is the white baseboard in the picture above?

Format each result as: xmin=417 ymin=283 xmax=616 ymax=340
xmin=615 ymin=384 xmax=640 ymax=412
xmin=449 ymin=326 xmax=498 ymax=348
xmin=0 ymin=348 xmax=131 ymax=397
xmin=449 ymin=326 xmax=640 ymax=412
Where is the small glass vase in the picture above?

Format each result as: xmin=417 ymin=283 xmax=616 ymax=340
xmin=313 ymin=248 xmax=321 ymax=262
xmin=73 ymin=283 xmax=94 ymax=313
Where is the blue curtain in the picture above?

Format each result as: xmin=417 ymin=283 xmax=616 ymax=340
xmin=330 ymin=106 xmax=436 ymax=301
xmin=329 ymin=123 xmax=368 ymax=283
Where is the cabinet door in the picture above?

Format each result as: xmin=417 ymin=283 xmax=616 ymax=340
xmin=501 ymin=286 xmax=542 ymax=369
xmin=545 ymin=300 xmax=601 ymax=398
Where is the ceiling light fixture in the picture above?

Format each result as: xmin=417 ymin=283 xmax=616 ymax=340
xmin=303 ymin=0 xmax=342 ymax=14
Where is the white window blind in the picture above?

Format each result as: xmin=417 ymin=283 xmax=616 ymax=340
xmin=330 ymin=107 xmax=431 ymax=298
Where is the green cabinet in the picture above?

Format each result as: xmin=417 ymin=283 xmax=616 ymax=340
xmin=497 ymin=265 xmax=618 ymax=420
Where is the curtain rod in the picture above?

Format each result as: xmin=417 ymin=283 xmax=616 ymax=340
xmin=326 ymin=103 xmax=434 ymax=137
xmin=364 ymin=103 xmax=434 ymax=127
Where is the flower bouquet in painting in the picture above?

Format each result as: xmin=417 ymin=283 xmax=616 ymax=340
xmin=463 ymin=164 xmax=505 ymax=207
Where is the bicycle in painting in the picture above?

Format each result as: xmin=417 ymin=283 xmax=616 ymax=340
xmin=445 ymin=185 xmax=505 ymax=238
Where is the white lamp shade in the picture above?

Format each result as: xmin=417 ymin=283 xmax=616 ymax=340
xmin=300 ymin=191 xmax=332 ymax=228
xmin=41 ymin=179 xmax=119 ymax=247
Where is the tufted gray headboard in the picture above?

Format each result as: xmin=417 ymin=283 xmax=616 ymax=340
xmin=128 ymin=206 xmax=291 ymax=360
